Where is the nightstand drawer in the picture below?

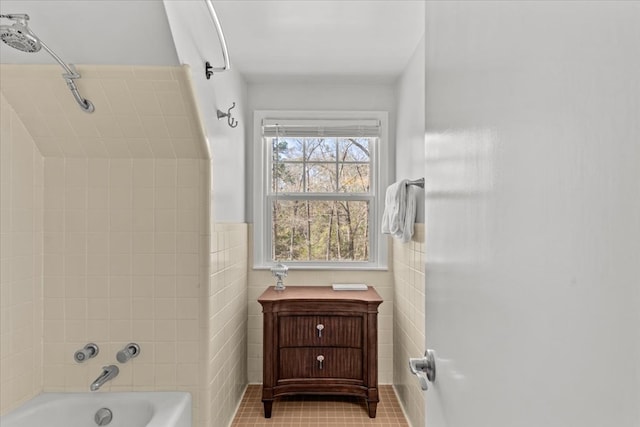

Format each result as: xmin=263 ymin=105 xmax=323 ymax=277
xmin=279 ymin=347 xmax=363 ymax=380
xmin=279 ymin=315 xmax=362 ymax=348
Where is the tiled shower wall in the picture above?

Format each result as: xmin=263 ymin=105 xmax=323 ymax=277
xmin=36 ymin=157 xmax=247 ymax=427
xmin=205 ymin=223 xmax=248 ymax=426
xmin=393 ymin=224 xmax=425 ymax=427
xmin=0 ymin=65 xmax=206 ymax=159
xmin=1 ymin=65 xmax=249 ymax=426
xmin=0 ymin=94 xmax=44 ymax=413
xmin=40 ymin=157 xmax=208 ymax=423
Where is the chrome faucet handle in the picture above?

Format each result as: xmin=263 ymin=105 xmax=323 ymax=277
xmin=409 ymin=349 xmax=437 ymax=391
xmin=116 ymin=343 xmax=140 ymax=363
xmin=74 ymin=343 xmax=99 ymax=363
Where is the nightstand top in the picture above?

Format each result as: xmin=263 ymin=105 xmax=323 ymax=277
xmin=258 ymin=285 xmax=383 ymax=304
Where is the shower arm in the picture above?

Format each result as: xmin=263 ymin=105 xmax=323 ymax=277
xmin=1 ymin=14 xmax=76 ymax=77
xmin=36 ymin=33 xmax=94 ymax=112
xmin=36 ymin=37 xmax=79 ymax=79
xmin=204 ymin=0 xmax=230 ymax=74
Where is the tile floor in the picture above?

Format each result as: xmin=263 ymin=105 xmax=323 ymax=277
xmin=230 ymin=385 xmax=410 ymax=426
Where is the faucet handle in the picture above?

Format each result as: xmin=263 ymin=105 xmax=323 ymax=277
xmin=116 ymin=343 xmax=140 ymax=363
xmin=74 ymin=343 xmax=99 ymax=363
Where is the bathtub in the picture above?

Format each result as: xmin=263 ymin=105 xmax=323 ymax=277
xmin=0 ymin=392 xmax=191 ymax=427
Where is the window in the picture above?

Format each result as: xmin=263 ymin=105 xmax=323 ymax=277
xmin=253 ymin=111 xmax=388 ymax=269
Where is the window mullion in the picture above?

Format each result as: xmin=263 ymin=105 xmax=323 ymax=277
xmin=302 ymin=139 xmax=307 ymax=193
xmin=335 ymin=139 xmax=340 ymax=192
xmin=273 ymin=193 xmax=373 ymax=201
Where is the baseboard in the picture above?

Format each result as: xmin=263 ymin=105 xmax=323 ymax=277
xmin=226 ymin=383 xmax=249 ymax=427
xmin=392 ymin=384 xmax=415 ymax=427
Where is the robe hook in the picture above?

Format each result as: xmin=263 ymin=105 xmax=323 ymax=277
xmin=217 ymin=102 xmax=238 ymax=128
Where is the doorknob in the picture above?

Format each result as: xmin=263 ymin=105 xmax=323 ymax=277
xmin=409 ymin=349 xmax=436 ymax=390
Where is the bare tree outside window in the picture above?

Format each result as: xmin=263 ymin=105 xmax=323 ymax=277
xmin=270 ymin=137 xmax=373 ymax=262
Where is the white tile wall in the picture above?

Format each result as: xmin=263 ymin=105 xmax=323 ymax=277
xmin=37 ymin=160 xmax=249 ymax=427
xmin=0 ymin=65 xmax=205 ymax=159
xmin=1 ymin=65 xmax=249 ymax=427
xmin=393 ymin=224 xmax=425 ymax=427
xmin=204 ymin=223 xmax=248 ymax=427
xmin=0 ymin=94 xmax=44 ymax=414
xmin=40 ymin=158 xmax=208 ymax=425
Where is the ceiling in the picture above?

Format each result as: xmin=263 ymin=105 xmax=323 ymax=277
xmin=213 ymin=0 xmax=425 ymax=82
xmin=0 ymin=0 xmax=424 ymax=82
xmin=0 ymin=1 xmax=179 ymax=66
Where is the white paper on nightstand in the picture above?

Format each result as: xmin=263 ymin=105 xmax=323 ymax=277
xmin=332 ymin=284 xmax=368 ymax=291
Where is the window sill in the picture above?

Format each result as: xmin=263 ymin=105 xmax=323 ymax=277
xmin=252 ymin=263 xmax=389 ymax=272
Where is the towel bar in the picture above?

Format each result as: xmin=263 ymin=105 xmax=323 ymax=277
xmin=406 ymin=178 xmax=424 ymax=188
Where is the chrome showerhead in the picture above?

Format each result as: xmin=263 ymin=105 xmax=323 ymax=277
xmin=0 ymin=14 xmax=41 ymax=53
xmin=0 ymin=13 xmax=95 ymax=113
xmin=0 ymin=13 xmax=94 ymax=113
xmin=0 ymin=23 xmax=41 ymax=52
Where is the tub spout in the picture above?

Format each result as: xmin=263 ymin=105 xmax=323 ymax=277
xmin=90 ymin=365 xmax=119 ymax=391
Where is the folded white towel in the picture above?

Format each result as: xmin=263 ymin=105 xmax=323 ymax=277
xmin=381 ymin=179 xmax=408 ymax=235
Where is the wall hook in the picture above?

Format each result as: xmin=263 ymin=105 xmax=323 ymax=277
xmin=217 ymin=102 xmax=239 ymax=128
xmin=205 ymin=61 xmax=214 ymax=80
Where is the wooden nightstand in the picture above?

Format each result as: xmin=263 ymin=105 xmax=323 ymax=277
xmin=258 ymin=286 xmax=383 ymax=418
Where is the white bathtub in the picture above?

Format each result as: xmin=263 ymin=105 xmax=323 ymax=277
xmin=0 ymin=392 xmax=191 ymax=427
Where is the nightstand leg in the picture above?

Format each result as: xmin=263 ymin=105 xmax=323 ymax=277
xmin=367 ymin=400 xmax=378 ymax=418
xmin=263 ymin=400 xmax=273 ymax=418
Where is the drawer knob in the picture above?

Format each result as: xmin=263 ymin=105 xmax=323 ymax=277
xmin=316 ymin=354 xmax=325 ymax=370
xmin=316 ymin=324 xmax=324 ymax=338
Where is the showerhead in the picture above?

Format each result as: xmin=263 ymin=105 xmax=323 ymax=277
xmin=0 ymin=13 xmax=94 ymax=113
xmin=0 ymin=22 xmax=41 ymax=52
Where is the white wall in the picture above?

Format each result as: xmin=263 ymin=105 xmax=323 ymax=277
xmin=424 ymin=2 xmax=640 ymax=426
xmin=246 ymin=81 xmax=397 ymax=222
xmin=395 ymin=36 xmax=425 ymax=223
xmin=392 ymin=36 xmax=425 ymax=427
xmin=163 ymin=0 xmax=248 ymax=223
xmin=0 ymin=0 xmax=179 ymax=66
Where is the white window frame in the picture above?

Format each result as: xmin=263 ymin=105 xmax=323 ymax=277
xmin=253 ymin=110 xmax=389 ymax=270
